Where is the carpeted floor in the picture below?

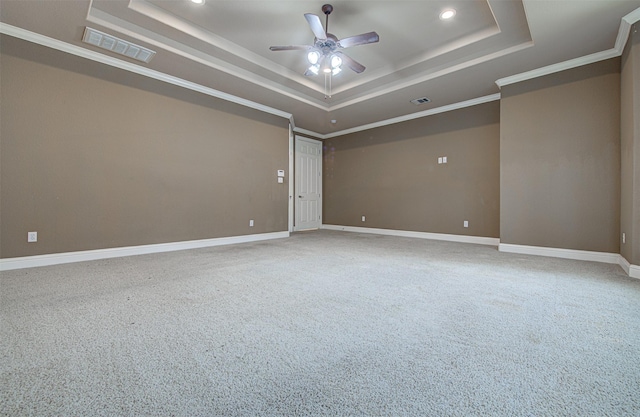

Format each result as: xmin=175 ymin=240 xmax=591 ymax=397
xmin=1 ymin=230 xmax=639 ymax=416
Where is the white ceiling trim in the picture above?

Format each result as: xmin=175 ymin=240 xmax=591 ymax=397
xmin=495 ymin=48 xmax=619 ymax=87
xmin=330 ymin=26 xmax=502 ymax=96
xmin=329 ymin=41 xmax=532 ymax=113
xmin=0 ymin=23 xmax=293 ymax=122
xmin=616 ymin=7 xmax=640 ymax=51
xmin=130 ymin=0 xmax=503 ymax=100
xmin=496 ymin=7 xmax=640 ymax=88
xmin=89 ymin=0 xmax=528 ymax=115
xmin=86 ymin=6 xmax=329 ymax=111
xmin=128 ymin=0 xmax=321 ymax=94
xmin=298 ymin=93 xmax=502 ymax=140
xmin=90 ymin=0 xmax=524 ymax=110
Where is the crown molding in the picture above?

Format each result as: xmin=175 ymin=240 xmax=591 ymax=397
xmin=90 ymin=0 xmax=526 ymax=111
xmin=313 ymin=93 xmax=501 ymax=140
xmin=86 ymin=6 xmax=328 ymax=111
xmin=495 ymin=48 xmax=620 ymax=88
xmin=496 ymin=7 xmax=640 ymax=88
xmin=330 ymin=42 xmax=531 ymax=113
xmin=126 ymin=0 xmax=324 ymax=97
xmin=0 ymin=23 xmax=293 ymax=121
xmin=616 ymin=7 xmax=640 ymax=51
xmin=291 ymin=126 xmax=323 ymax=139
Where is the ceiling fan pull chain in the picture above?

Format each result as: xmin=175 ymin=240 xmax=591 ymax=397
xmin=324 ymin=72 xmax=332 ymax=99
xmin=325 ymin=73 xmax=328 ymax=99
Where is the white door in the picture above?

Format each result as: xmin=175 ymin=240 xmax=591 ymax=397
xmin=295 ymin=136 xmax=322 ymax=231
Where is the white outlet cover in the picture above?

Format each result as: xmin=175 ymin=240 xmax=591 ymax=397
xmin=463 ymin=221 xmax=469 ymax=228
xmin=249 ymin=220 xmax=254 ymax=227
xmin=443 ymin=156 xmax=447 ymax=163
xmin=278 ymin=177 xmax=284 ymax=183
xmin=362 ymin=216 xmax=366 ymax=222
xmin=438 ymin=157 xmax=443 ymax=164
xmin=277 ymin=170 xmax=285 ymax=177
xmin=28 ymin=231 xmax=38 ymax=242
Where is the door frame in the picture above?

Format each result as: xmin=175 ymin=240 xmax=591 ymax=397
xmin=288 ymin=125 xmax=294 ymax=232
xmin=294 ymin=135 xmax=323 ymax=231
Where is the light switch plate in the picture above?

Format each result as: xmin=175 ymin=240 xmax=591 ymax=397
xmin=277 ymin=170 xmax=285 ymax=177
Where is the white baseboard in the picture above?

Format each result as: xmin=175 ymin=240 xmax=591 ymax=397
xmin=618 ymin=255 xmax=640 ymax=279
xmin=498 ymin=243 xmax=620 ymax=264
xmin=0 ymin=231 xmax=290 ymax=271
xmin=321 ymin=224 xmax=500 ymax=246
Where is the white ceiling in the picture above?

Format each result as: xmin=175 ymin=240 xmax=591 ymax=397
xmin=1 ymin=0 xmax=639 ymax=136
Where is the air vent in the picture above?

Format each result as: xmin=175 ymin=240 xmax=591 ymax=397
xmin=410 ymin=97 xmax=431 ymax=105
xmin=82 ymin=27 xmax=156 ymax=63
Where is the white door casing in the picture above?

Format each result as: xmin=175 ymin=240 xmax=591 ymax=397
xmin=295 ymin=136 xmax=322 ymax=231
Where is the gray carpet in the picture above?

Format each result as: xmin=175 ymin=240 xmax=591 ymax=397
xmin=1 ymin=230 xmax=639 ymax=416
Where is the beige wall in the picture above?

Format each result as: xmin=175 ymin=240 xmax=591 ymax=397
xmin=323 ymin=102 xmax=500 ymax=238
xmin=620 ymin=24 xmax=640 ymax=265
xmin=1 ymin=33 xmax=632 ymax=263
xmin=500 ymin=59 xmax=621 ymax=253
xmin=0 ymin=37 xmax=289 ymax=259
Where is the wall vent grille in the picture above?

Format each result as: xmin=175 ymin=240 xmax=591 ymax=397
xmin=82 ymin=27 xmax=155 ymax=63
xmin=410 ymin=97 xmax=431 ymax=105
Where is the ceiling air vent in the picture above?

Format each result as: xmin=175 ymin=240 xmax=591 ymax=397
xmin=82 ymin=27 xmax=156 ymax=63
xmin=410 ymin=97 xmax=431 ymax=105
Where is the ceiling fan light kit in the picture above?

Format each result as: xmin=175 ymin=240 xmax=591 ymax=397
xmin=269 ymin=3 xmax=379 ymax=98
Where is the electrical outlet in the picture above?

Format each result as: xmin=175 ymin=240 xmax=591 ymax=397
xmin=27 ymin=231 xmax=38 ymax=242
xmin=622 ymin=232 xmax=626 ymax=244
xmin=442 ymin=156 xmax=447 ymax=163
xmin=463 ymin=220 xmax=469 ymax=228
xmin=249 ymin=220 xmax=254 ymax=227
xmin=438 ymin=157 xmax=443 ymax=164
xmin=361 ymin=216 xmax=366 ymax=222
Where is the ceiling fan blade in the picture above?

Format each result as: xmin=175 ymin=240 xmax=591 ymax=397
xmin=338 ymin=32 xmax=380 ymax=49
xmin=334 ymin=51 xmax=366 ymax=73
xmin=269 ymin=45 xmax=312 ymax=51
xmin=304 ymin=13 xmax=327 ymax=41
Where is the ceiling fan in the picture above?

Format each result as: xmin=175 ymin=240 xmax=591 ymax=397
xmin=269 ymin=4 xmax=379 ymax=76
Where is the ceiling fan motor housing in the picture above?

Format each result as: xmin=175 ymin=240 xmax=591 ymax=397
xmin=315 ymin=34 xmax=338 ymax=54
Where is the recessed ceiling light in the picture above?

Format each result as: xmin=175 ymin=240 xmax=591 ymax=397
xmin=191 ymin=0 xmax=205 ymax=5
xmin=440 ymin=9 xmax=456 ymax=20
